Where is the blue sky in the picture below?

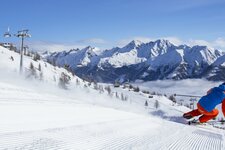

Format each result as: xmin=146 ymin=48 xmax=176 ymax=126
xmin=0 ymin=0 xmax=225 ymax=51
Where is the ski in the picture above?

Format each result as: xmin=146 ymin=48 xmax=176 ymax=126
xmin=187 ymin=119 xmax=224 ymax=125
xmin=188 ymin=119 xmax=201 ymax=125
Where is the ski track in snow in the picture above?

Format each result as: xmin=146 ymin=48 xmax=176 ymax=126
xmin=164 ymin=129 xmax=223 ymax=150
xmin=0 ymin=83 xmax=224 ymax=150
xmin=0 ymin=85 xmax=82 ymax=105
xmin=0 ymin=119 xmax=224 ymax=150
xmin=0 ymin=84 xmax=224 ymax=150
xmin=0 ymin=75 xmax=224 ymax=149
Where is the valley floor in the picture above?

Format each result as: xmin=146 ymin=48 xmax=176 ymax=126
xmin=0 ymin=81 xmax=224 ymax=150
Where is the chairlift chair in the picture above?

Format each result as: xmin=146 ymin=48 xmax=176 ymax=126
xmin=4 ymin=27 xmax=11 ymax=38
xmin=4 ymin=32 xmax=11 ymax=38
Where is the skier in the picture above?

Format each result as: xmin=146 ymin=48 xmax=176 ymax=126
xmin=183 ymin=82 xmax=225 ymax=123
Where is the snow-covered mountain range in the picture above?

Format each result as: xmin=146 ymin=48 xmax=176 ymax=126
xmin=45 ymin=39 xmax=225 ymax=82
xmin=1 ymin=44 xmax=225 ymax=149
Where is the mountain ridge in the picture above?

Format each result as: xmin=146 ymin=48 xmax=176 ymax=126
xmin=45 ymin=39 xmax=225 ymax=82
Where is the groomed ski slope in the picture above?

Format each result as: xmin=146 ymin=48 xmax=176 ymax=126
xmin=0 ymin=81 xmax=224 ymax=150
xmin=0 ymin=46 xmax=224 ymax=149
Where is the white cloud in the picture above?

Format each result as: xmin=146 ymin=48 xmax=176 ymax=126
xmin=188 ymin=39 xmax=212 ymax=47
xmin=169 ymin=37 xmax=225 ymax=50
xmin=29 ymin=37 xmax=225 ymax=53
xmin=77 ymin=38 xmax=108 ymax=44
xmin=29 ymin=41 xmax=86 ymax=52
xmin=132 ymin=37 xmax=154 ymax=43
xmin=28 ymin=38 xmax=108 ymax=52
xmin=117 ymin=37 xmax=155 ymax=47
xmin=161 ymin=37 xmax=183 ymax=46
xmin=136 ymin=79 xmax=220 ymax=97
xmin=116 ymin=37 xmax=151 ymax=47
xmin=213 ymin=38 xmax=225 ymax=48
xmin=187 ymin=38 xmax=225 ymax=50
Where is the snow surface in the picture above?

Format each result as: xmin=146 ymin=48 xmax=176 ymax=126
xmin=0 ymin=46 xmax=225 ymax=149
xmin=134 ymin=79 xmax=225 ymax=118
xmin=214 ymin=54 xmax=225 ymax=66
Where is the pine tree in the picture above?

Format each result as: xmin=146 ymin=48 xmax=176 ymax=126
xmin=154 ymin=100 xmax=159 ymax=109
xmin=142 ymin=90 xmax=150 ymax=94
xmin=169 ymin=95 xmax=176 ymax=103
xmin=30 ymin=62 xmax=34 ymax=70
xmin=10 ymin=56 xmax=14 ymax=61
xmin=58 ymin=72 xmax=71 ymax=89
xmin=76 ymin=78 xmax=80 ymax=85
xmin=39 ymin=72 xmax=43 ymax=81
xmin=105 ymin=86 xmax=111 ymax=95
xmin=134 ymin=86 xmax=140 ymax=92
xmin=129 ymin=84 xmax=133 ymax=90
xmin=93 ymin=82 xmax=98 ymax=90
xmin=38 ymin=63 xmax=41 ymax=71
xmin=33 ymin=52 xmax=41 ymax=61
xmin=151 ymin=91 xmax=156 ymax=95
xmin=124 ymin=95 xmax=128 ymax=101
xmin=120 ymin=93 xmax=128 ymax=101
xmin=115 ymin=92 xmax=119 ymax=99
xmin=99 ymin=85 xmax=104 ymax=94
xmin=28 ymin=62 xmax=37 ymax=78
xmin=145 ymin=100 xmax=148 ymax=107
xmin=121 ymin=93 xmax=125 ymax=101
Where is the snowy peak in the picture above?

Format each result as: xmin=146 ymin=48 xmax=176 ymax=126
xmin=186 ymin=46 xmax=222 ymax=65
xmin=124 ymin=40 xmax=143 ymax=48
xmin=82 ymin=46 xmax=98 ymax=57
xmin=213 ymin=54 xmax=225 ymax=66
xmin=151 ymin=39 xmax=175 ymax=53
xmin=46 ymin=45 xmax=101 ymax=68
xmin=154 ymin=39 xmax=173 ymax=48
xmin=137 ymin=39 xmax=176 ymax=59
xmin=44 ymin=39 xmax=224 ymax=82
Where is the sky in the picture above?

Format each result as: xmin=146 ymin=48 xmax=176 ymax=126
xmin=0 ymin=0 xmax=225 ymax=51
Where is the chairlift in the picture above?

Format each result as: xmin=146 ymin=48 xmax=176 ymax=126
xmin=26 ymin=34 xmax=31 ymax=38
xmin=4 ymin=27 xmax=11 ymax=38
xmin=4 ymin=32 xmax=11 ymax=38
